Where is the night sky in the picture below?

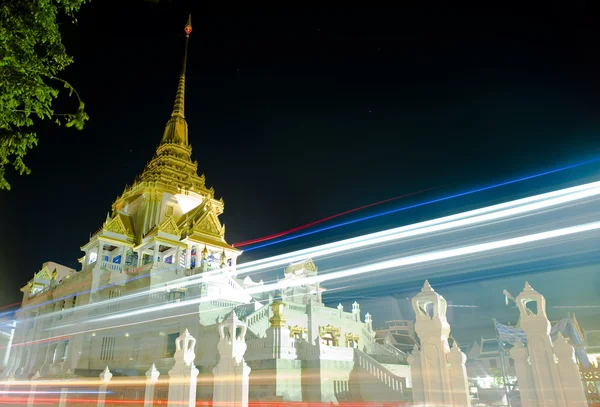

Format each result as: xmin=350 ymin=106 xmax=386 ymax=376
xmin=2 ymin=2 xmax=600 ymax=331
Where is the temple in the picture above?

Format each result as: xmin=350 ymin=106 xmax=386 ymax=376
xmin=3 ymin=16 xmax=411 ymax=404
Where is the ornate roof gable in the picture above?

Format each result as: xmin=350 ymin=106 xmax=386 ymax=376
xmin=159 ymin=216 xmax=181 ymax=237
xmin=103 ymin=215 xmax=128 ymax=236
xmin=36 ymin=266 xmax=51 ymax=281
xmin=193 ymin=213 xmax=224 ymax=237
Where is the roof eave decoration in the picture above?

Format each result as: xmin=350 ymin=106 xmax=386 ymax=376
xmin=158 ymin=216 xmax=181 ymax=238
xmin=191 ymin=212 xmax=225 ymax=238
xmin=35 ymin=266 xmax=51 ymax=281
xmin=102 ymin=215 xmax=134 ymax=239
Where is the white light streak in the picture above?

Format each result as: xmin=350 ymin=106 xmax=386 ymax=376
xmin=88 ymin=220 xmax=600 ymax=325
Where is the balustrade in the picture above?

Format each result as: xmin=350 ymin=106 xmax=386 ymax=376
xmin=355 ymin=349 xmax=405 ymax=393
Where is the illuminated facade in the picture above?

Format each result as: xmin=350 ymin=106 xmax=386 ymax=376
xmin=2 ymin=17 xmax=411 ymax=404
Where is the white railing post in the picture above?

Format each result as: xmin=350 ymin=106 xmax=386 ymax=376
xmin=447 ymin=343 xmax=470 ymax=407
xmin=509 ymin=338 xmax=537 ymax=407
xmin=515 ymin=282 xmax=566 ymax=406
xmin=144 ymin=364 xmax=160 ymax=407
xmin=213 ymin=312 xmax=250 ymax=407
xmin=553 ymin=333 xmax=588 ymax=407
xmin=167 ymin=329 xmax=199 ymax=407
xmin=410 ymin=281 xmax=470 ymax=406
xmin=97 ymin=366 xmax=112 ymax=407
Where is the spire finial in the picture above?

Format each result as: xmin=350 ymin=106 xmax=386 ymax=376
xmin=185 ymin=14 xmax=192 ymax=36
xmin=161 ymin=14 xmax=192 ymax=147
xmin=172 ymin=14 xmax=191 ymax=119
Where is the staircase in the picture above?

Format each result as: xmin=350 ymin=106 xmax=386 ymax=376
xmin=352 ymin=348 xmax=410 ymax=402
xmin=366 ymin=341 xmax=407 ymax=364
xmin=240 ymin=302 xmax=271 ymax=335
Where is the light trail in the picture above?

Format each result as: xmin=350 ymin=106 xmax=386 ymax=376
xmin=83 ymin=220 xmax=600 ymax=325
xmin=233 ymin=185 xmax=446 ymax=247
xmin=234 ymin=180 xmax=600 ymax=275
xmin=14 ymin=179 xmax=600 ymax=329
xmin=3 ymin=158 xmax=600 ymax=316
xmin=241 ymin=156 xmax=600 ymax=251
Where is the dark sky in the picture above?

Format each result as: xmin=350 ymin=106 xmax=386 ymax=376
xmin=2 ymin=2 xmax=600 ymax=315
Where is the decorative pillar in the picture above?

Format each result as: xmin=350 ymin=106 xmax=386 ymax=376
xmin=167 ymin=329 xmax=199 ymax=407
xmin=266 ymin=298 xmax=296 ymax=359
xmin=98 ymin=243 xmax=104 ymax=264
xmin=447 ymin=343 xmax=470 ymax=407
xmin=337 ymin=303 xmax=343 ymax=318
xmin=144 ymin=363 xmax=160 ymax=407
xmin=153 ymin=243 xmax=160 ymax=265
xmin=553 ymin=333 xmax=588 ymax=406
xmin=365 ymin=312 xmax=373 ymax=332
xmin=185 ymin=248 xmax=192 ymax=269
xmin=97 ymin=366 xmax=112 ymax=407
xmin=213 ymin=312 xmax=251 ymax=407
xmin=516 ymin=282 xmax=566 ymax=406
xmin=351 ymin=301 xmax=360 ymax=322
xmin=175 ymin=247 xmax=181 ymax=269
xmin=411 ymin=280 xmax=469 ymax=406
xmin=407 ymin=345 xmax=424 ymax=403
xmin=26 ymin=371 xmax=40 ymax=407
xmin=509 ymin=338 xmax=537 ymax=407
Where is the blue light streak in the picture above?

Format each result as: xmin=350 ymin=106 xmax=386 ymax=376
xmin=244 ymin=157 xmax=600 ymax=251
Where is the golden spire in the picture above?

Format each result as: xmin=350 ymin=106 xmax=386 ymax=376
xmin=161 ymin=14 xmax=192 ymax=147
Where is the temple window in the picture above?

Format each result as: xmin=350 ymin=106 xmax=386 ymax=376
xmin=164 ymin=255 xmax=173 ymax=264
xmin=89 ymin=251 xmax=97 ymax=264
xmin=345 ymin=333 xmax=360 ymax=348
xmin=322 ymin=333 xmax=335 ymax=346
xmin=165 ymin=332 xmax=179 ymax=357
xmin=100 ymin=336 xmax=116 ymax=361
xmin=112 ymin=255 xmax=122 ymax=264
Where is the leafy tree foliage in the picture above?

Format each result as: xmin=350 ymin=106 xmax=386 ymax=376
xmin=0 ymin=0 xmax=90 ymax=190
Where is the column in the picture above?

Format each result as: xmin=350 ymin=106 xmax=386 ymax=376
xmin=98 ymin=243 xmax=104 ymax=264
xmin=185 ymin=247 xmax=192 ymax=269
xmin=167 ymin=330 xmax=199 ymax=407
xmin=509 ymin=339 xmax=537 ymax=407
xmin=175 ymin=247 xmax=181 ymax=270
xmin=554 ymin=334 xmax=588 ymax=406
xmin=97 ymin=366 xmax=112 ymax=407
xmin=153 ymin=243 xmax=159 ymax=265
xmin=447 ymin=343 xmax=470 ymax=407
xmin=411 ymin=281 xmax=453 ymax=406
xmin=213 ymin=312 xmax=251 ymax=407
xmin=516 ymin=282 xmax=566 ymax=406
xmin=407 ymin=345 xmax=424 ymax=404
xmin=119 ymin=246 xmax=126 ymax=268
xmin=144 ymin=364 xmax=160 ymax=407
